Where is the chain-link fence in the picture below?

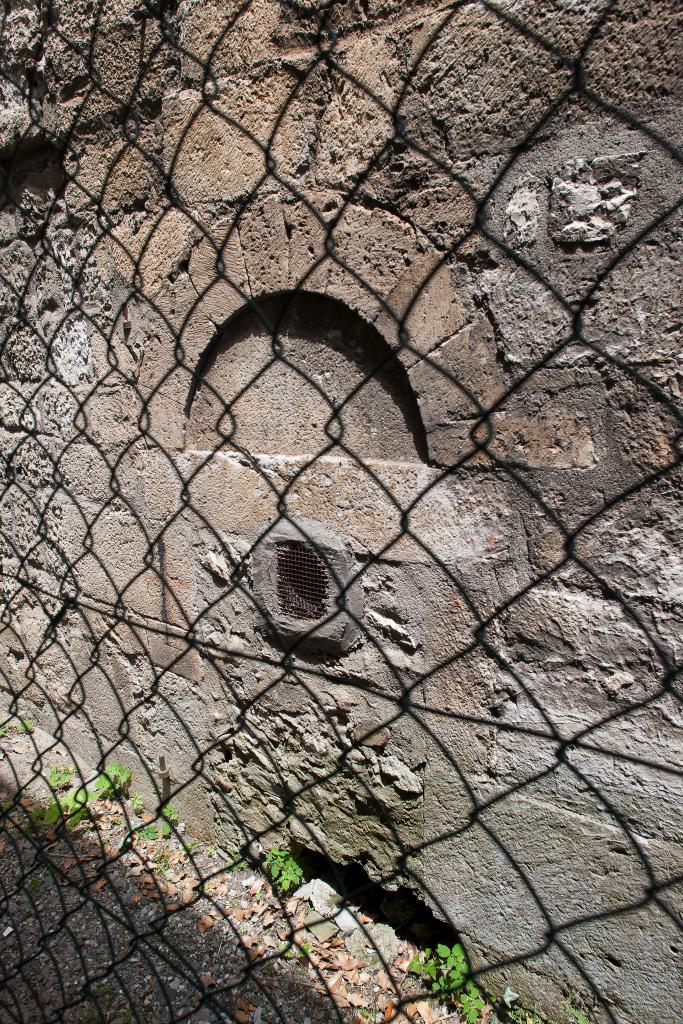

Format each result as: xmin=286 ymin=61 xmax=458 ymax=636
xmin=0 ymin=1 xmax=681 ymax=1023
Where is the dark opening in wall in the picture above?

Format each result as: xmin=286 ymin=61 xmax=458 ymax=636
xmin=283 ymin=842 xmax=461 ymax=951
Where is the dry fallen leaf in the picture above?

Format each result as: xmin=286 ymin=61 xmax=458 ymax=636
xmin=332 ymin=988 xmax=350 ymax=1009
xmin=415 ymin=1000 xmax=439 ymax=1024
xmin=196 ymin=915 xmax=214 ymax=934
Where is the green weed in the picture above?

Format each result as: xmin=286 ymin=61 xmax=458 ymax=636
xmin=134 ymin=821 xmax=170 ymax=842
xmin=460 ymin=981 xmax=486 ymax=1023
xmin=280 ymin=940 xmax=311 ymax=960
xmin=162 ymin=802 xmax=180 ymax=825
xmin=46 ymin=764 xmax=74 ymax=790
xmin=566 ymin=1000 xmax=592 ymax=1024
xmin=265 ymin=846 xmax=304 ymax=893
xmin=32 ymin=761 xmax=132 ymax=830
xmin=408 ymin=943 xmax=485 ymax=1019
xmin=93 ymin=761 xmax=131 ymax=799
xmin=32 ymin=785 xmax=91 ymax=829
xmin=0 ymin=716 xmax=34 ymax=739
xmin=504 ymin=1007 xmax=562 ymax=1024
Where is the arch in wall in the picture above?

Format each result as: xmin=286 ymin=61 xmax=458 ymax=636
xmin=185 ymin=290 xmax=430 ymax=464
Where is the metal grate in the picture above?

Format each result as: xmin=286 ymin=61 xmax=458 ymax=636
xmin=276 ymin=541 xmax=329 ymax=620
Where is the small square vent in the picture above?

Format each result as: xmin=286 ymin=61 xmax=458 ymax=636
xmin=276 ymin=541 xmax=329 ymax=620
xmin=252 ymin=518 xmax=362 ymax=654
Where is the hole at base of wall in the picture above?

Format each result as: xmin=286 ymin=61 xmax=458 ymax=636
xmin=283 ymin=843 xmax=461 ymax=949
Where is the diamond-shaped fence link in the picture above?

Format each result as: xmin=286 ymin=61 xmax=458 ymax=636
xmin=0 ymin=2 xmax=681 ymax=1023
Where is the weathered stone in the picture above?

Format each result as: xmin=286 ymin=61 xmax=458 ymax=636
xmin=298 ymin=878 xmax=335 ymax=913
xmin=504 ymin=184 xmax=541 ymax=247
xmin=304 ymin=912 xmax=339 ymax=943
xmin=549 ymin=152 xmax=644 ymax=247
xmin=345 ymin=922 xmax=400 ymax=968
xmin=379 ymin=755 xmax=422 ymax=796
xmin=352 ymin=720 xmax=391 ymax=750
xmin=0 ymin=4 xmax=680 ymax=1024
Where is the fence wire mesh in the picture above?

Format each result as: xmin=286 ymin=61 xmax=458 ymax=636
xmin=0 ymin=1 xmax=681 ymax=1023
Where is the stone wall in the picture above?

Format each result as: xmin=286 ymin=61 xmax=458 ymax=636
xmin=1 ymin=2 xmax=681 ymax=1022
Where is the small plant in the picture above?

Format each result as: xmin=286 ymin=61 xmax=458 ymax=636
xmin=32 ymin=761 xmax=132 ymax=830
xmin=409 ymin=942 xmax=485 ymax=1018
xmin=132 ymin=800 xmax=178 ymax=842
xmin=162 ymin=802 xmax=180 ymax=825
xmin=93 ymin=761 xmax=131 ymax=799
xmin=130 ymin=792 xmax=144 ymax=815
xmin=460 ymin=981 xmax=486 ymax=1024
xmin=47 ymin=764 xmax=74 ymax=790
xmin=0 ymin=715 xmax=34 ymax=739
xmin=505 ymin=1008 xmax=561 ymax=1024
xmin=281 ymin=940 xmax=311 ymax=960
xmin=265 ymin=846 xmax=304 ymax=893
xmin=566 ymin=1001 xmax=592 ymax=1024
xmin=33 ymin=785 xmax=91 ymax=829
xmin=135 ymin=821 xmax=170 ymax=842
xmin=408 ymin=943 xmax=469 ymax=998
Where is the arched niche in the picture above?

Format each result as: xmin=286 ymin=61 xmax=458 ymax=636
xmin=186 ymin=291 xmax=429 ymax=463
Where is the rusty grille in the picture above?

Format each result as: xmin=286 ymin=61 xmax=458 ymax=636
xmin=276 ymin=541 xmax=329 ymax=620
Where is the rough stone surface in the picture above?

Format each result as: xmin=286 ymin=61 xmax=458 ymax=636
xmin=345 ymin=922 xmax=400 ymax=969
xmin=0 ymin=2 xmax=681 ymax=1023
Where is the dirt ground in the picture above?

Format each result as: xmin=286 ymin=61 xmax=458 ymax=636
xmin=0 ymin=723 xmax=468 ymax=1024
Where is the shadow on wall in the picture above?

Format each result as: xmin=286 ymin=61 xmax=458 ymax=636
xmin=186 ymin=291 xmax=430 ymax=465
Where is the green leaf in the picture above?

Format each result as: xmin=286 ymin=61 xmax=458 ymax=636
xmin=41 ymin=801 xmax=61 ymax=825
xmin=436 ymin=943 xmax=451 ymax=959
xmin=265 ymin=846 xmax=303 ymax=893
xmin=162 ymin=802 xmax=179 ymax=825
xmin=47 ymin=764 xmax=73 ymax=790
xmin=136 ymin=824 xmax=161 ymax=841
